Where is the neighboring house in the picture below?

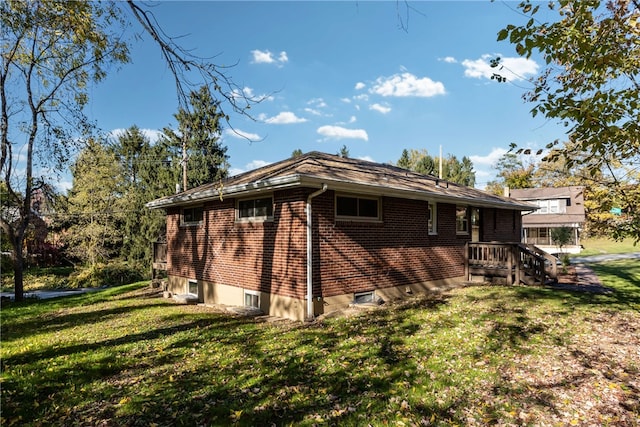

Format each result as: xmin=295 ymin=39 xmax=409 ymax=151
xmin=509 ymin=186 xmax=586 ymax=254
xmin=147 ymin=152 xmax=534 ymax=321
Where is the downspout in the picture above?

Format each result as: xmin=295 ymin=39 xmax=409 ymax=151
xmin=306 ymin=184 xmax=328 ymax=321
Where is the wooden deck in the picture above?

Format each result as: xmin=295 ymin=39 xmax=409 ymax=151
xmin=465 ymin=242 xmax=558 ymax=285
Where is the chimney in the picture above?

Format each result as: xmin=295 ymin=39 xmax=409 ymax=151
xmin=503 ymin=186 xmax=510 ymax=198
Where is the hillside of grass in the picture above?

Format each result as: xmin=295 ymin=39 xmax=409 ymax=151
xmin=1 ymin=260 xmax=639 ymax=426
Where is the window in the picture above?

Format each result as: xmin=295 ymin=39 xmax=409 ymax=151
xmin=244 ymin=290 xmax=260 ymax=308
xmin=536 ymin=200 xmax=548 ymax=214
xmin=182 ymin=206 xmax=203 ymax=225
xmin=428 ymin=202 xmax=437 ymax=234
xmin=549 ymin=199 xmax=560 ymax=213
xmin=456 ymin=206 xmax=469 ymax=234
xmin=237 ymin=196 xmax=273 ymax=220
xmin=187 ymin=280 xmax=198 ymax=297
xmin=336 ymin=195 xmax=380 ymax=220
xmin=354 ymin=291 xmax=375 ymax=304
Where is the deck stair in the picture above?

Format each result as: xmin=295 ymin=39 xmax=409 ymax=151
xmin=465 ymin=242 xmax=558 ymax=286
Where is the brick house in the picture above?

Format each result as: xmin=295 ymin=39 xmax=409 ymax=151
xmin=147 ymin=152 xmax=534 ymax=321
xmin=508 ymin=186 xmax=586 ymax=254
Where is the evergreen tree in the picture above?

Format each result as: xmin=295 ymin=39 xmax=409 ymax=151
xmin=395 ymin=149 xmax=477 ymax=186
xmin=163 ymin=86 xmax=229 ymax=190
xmin=66 ymin=140 xmax=124 ymax=266
xmin=113 ymin=127 xmax=175 ymax=264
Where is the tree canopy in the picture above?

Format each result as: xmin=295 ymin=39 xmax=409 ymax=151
xmin=396 ymin=149 xmax=476 ymax=187
xmin=1 ymin=1 xmax=254 ymax=300
xmin=1 ymin=0 xmax=129 ymax=300
xmin=495 ymin=0 xmax=640 ymax=240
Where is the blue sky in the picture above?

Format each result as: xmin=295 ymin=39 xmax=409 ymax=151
xmin=84 ymin=1 xmax=566 ymax=191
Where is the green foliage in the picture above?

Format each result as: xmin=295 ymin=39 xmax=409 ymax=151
xmin=291 ymin=149 xmax=303 ymax=158
xmin=337 ymin=145 xmax=350 ymax=158
xmin=496 ymin=0 xmax=640 ymax=240
xmin=162 ymin=85 xmax=229 ymax=190
xmin=486 ymin=152 xmax=535 ymax=195
xmin=65 ymin=140 xmax=125 ymax=265
xmin=67 ymin=262 xmax=145 ymax=289
xmin=0 ymin=266 xmax=73 ymax=292
xmin=1 ymin=261 xmax=638 ymax=425
xmin=395 ymin=148 xmax=476 ymax=186
xmin=113 ymin=126 xmax=174 ymax=263
xmin=1 ymin=0 xmax=129 ymax=300
xmin=551 ymin=226 xmax=574 ymax=251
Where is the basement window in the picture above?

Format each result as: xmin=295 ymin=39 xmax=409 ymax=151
xmin=244 ymin=290 xmax=260 ymax=308
xmin=181 ymin=206 xmax=203 ymax=226
xmin=353 ymin=291 xmax=375 ymax=304
xmin=187 ymin=280 xmax=198 ymax=297
xmin=336 ymin=194 xmax=380 ymax=220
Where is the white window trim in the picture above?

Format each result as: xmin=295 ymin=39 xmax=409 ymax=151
xmin=235 ymin=195 xmax=274 ymax=223
xmin=428 ymin=201 xmax=438 ymax=235
xmin=456 ymin=206 xmax=469 ymax=235
xmin=244 ymin=289 xmax=260 ymax=308
xmin=335 ymin=193 xmax=381 ymax=222
xmin=353 ymin=291 xmax=375 ymax=304
xmin=187 ymin=280 xmax=198 ymax=297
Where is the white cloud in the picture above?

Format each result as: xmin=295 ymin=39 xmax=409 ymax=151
xmin=358 ymin=155 xmax=375 ymax=162
xmin=440 ymin=56 xmax=457 ymax=63
xmin=264 ymin=111 xmax=307 ymax=124
xmin=369 ymin=103 xmax=391 ymax=114
xmin=109 ymin=128 xmax=164 ymax=143
xmin=224 ymin=128 xmax=261 ymax=141
xmin=304 ymin=107 xmax=322 ymax=116
xmin=340 ymin=97 xmax=351 ymax=104
xmin=348 ymin=116 xmax=357 ymax=123
xmin=317 ymin=125 xmax=368 ymax=141
xmin=354 ymin=82 xmax=366 ymax=90
xmin=353 ymin=93 xmax=369 ymax=102
xmin=469 ymin=147 xmax=508 ymax=167
xmin=251 ymin=49 xmax=288 ymax=66
xmin=307 ymin=98 xmax=327 ymax=108
xmin=370 ymin=72 xmax=446 ymax=97
xmin=462 ymin=54 xmax=538 ymax=81
xmin=228 ymin=159 xmax=271 ymax=177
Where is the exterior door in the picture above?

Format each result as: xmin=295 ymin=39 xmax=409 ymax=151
xmin=471 ymin=208 xmax=481 ymax=242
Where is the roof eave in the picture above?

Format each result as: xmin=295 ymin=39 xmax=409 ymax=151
xmin=145 ymin=175 xmax=302 ymax=209
xmin=146 ymin=173 xmax=535 ymax=212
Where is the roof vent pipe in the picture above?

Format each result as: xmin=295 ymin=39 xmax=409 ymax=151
xmin=306 ymin=184 xmax=328 ymax=321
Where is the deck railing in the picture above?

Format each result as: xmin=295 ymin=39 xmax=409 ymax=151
xmin=465 ymin=242 xmax=556 ymax=285
xmin=152 ymin=242 xmax=168 ymax=270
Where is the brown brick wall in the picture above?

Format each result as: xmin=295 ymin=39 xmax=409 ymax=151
xmin=166 ymin=188 xmax=522 ymax=300
xmin=313 ymin=193 xmax=469 ymax=298
xmin=166 ymin=189 xmax=308 ymax=299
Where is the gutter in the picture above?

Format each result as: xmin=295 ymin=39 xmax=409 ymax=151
xmin=306 ymin=184 xmax=328 ymax=321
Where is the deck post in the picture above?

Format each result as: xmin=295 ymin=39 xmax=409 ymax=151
xmin=513 ymin=244 xmax=520 ymax=285
xmin=506 ymin=244 xmax=513 ymax=285
xmin=464 ymin=242 xmax=469 ymax=281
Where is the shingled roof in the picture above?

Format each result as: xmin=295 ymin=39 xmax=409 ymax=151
xmin=146 ymin=151 xmax=535 ymax=211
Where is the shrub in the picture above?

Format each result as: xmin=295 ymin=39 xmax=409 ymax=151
xmin=68 ymin=263 xmax=145 ymax=289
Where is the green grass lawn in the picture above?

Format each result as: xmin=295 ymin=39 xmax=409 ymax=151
xmin=1 ymin=261 xmax=639 ymax=426
xmin=577 ymin=237 xmax=639 ymax=257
